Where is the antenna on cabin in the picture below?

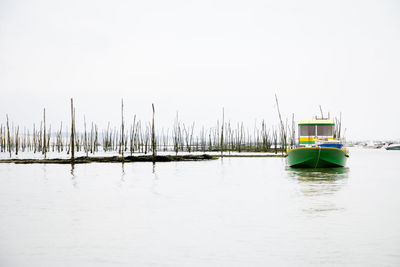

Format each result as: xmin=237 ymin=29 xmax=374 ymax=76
xmin=319 ymin=105 xmax=324 ymax=119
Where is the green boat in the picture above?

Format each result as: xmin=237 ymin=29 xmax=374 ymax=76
xmin=287 ymin=118 xmax=349 ymax=168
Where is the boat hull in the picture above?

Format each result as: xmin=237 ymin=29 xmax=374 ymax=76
xmin=287 ymin=147 xmax=348 ymax=168
xmin=386 ymin=145 xmax=400 ymax=150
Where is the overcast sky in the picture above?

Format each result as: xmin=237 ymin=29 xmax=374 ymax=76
xmin=1 ymin=0 xmax=399 ymax=140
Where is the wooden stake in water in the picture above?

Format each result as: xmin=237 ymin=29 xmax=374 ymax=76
xmin=121 ymin=99 xmax=125 ymax=161
xmin=221 ymin=107 xmax=224 ymax=157
xmin=151 ymin=103 xmax=156 ymax=164
xmin=6 ymin=115 xmax=11 ymax=158
xmin=84 ymin=116 xmax=88 ymax=157
xmin=70 ymin=98 xmax=75 ymax=162
xmin=43 ymin=108 xmax=47 ymax=159
xmin=275 ymin=94 xmax=287 ymax=154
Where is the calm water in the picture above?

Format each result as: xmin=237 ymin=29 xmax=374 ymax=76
xmin=0 ymin=148 xmax=399 ymax=266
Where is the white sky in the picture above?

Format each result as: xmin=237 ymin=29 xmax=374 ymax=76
xmin=1 ymin=0 xmax=399 ymax=140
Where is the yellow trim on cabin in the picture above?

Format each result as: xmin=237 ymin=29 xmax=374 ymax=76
xmin=299 ymin=137 xmax=334 ymax=141
xmin=299 ymin=119 xmax=334 ymax=125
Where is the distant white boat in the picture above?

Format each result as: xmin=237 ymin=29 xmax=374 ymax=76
xmin=386 ymin=143 xmax=400 ymax=150
xmin=366 ymin=141 xmax=384 ymax=149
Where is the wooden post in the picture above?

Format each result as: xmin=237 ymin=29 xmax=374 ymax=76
xmin=43 ymin=108 xmax=46 ymax=158
xmin=70 ymin=98 xmax=75 ymax=162
xmin=151 ymin=103 xmax=156 ymax=164
xmin=6 ymin=115 xmax=11 ymax=158
xmin=84 ymin=116 xmax=88 ymax=157
xmin=275 ymin=94 xmax=287 ymax=154
xmin=121 ymin=99 xmax=124 ymax=160
xmin=221 ymin=107 xmax=224 ymax=157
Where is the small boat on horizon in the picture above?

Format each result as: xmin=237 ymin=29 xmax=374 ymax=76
xmin=386 ymin=143 xmax=400 ymax=150
xmin=287 ymin=118 xmax=349 ymax=168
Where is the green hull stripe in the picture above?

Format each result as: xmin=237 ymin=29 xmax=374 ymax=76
xmin=299 ymin=141 xmax=315 ymax=144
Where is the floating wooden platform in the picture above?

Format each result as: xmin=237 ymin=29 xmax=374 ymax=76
xmin=0 ymin=153 xmax=284 ymax=164
xmin=0 ymin=154 xmax=216 ymax=164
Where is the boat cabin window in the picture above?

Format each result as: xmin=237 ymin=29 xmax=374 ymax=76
xmin=299 ymin=125 xmax=316 ymax=136
xmin=316 ymin=125 xmax=333 ymax=136
xmin=299 ymin=124 xmax=334 ymax=136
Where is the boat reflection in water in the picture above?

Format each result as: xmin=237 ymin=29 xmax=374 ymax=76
xmin=286 ymin=167 xmax=349 ymax=215
xmin=286 ymin=167 xmax=349 ymax=182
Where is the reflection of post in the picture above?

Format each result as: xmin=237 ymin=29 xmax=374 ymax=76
xmin=121 ymin=163 xmax=125 ymax=182
xmin=151 ymin=164 xmax=160 ymax=196
xmin=42 ymin=163 xmax=47 ymax=181
xmin=70 ymin=163 xmax=78 ymax=188
xmin=70 ymin=163 xmax=75 ymax=176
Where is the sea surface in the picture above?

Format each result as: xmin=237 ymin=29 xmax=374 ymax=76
xmin=0 ymin=148 xmax=399 ymax=266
